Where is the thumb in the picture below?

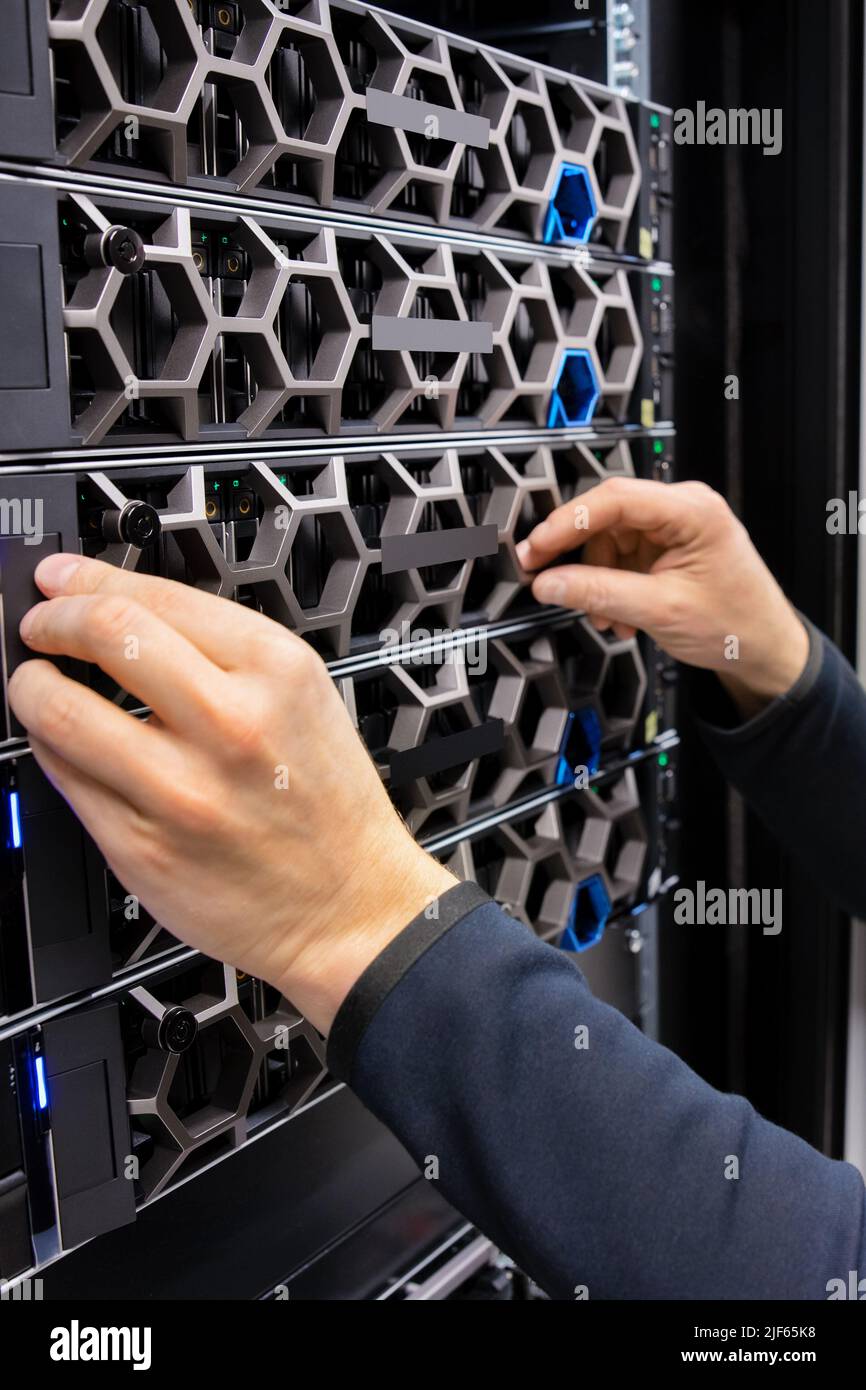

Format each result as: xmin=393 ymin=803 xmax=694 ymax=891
xmin=531 ymin=564 xmax=668 ymax=632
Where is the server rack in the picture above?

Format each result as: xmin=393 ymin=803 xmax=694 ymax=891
xmin=0 ymin=0 xmax=675 ymax=1300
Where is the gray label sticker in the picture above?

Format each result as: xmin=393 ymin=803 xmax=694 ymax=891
xmin=371 ymin=316 xmax=493 ymax=354
xmin=366 ymin=88 xmax=490 ymax=149
xmin=389 ymin=720 xmax=505 ymax=789
xmin=381 ymin=523 xmax=498 ymax=575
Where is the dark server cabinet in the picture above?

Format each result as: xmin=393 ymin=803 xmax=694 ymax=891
xmin=0 ymin=0 xmax=676 ymax=1299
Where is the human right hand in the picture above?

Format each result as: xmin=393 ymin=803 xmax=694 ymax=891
xmin=8 ymin=554 xmax=455 ymax=1034
xmin=516 ymin=477 xmax=809 ymax=718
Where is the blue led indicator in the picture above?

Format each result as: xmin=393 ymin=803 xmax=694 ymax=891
xmin=9 ymin=791 xmax=22 ymax=849
xmin=547 ymin=349 xmax=601 ymax=428
xmin=555 ymin=752 xmax=574 ymax=787
xmin=560 ymin=874 xmax=612 ymax=953
xmin=556 ymin=705 xmax=603 ymax=784
xmin=34 ymin=1055 xmax=48 ymax=1111
xmin=544 ymin=163 xmax=598 ymax=246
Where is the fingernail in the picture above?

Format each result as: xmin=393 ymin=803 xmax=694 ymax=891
xmin=515 ymin=540 xmax=533 ymax=568
xmin=34 ymin=554 xmax=82 ymax=594
xmin=19 ymin=601 xmax=48 ymax=643
xmin=535 ymin=574 xmax=566 ymax=605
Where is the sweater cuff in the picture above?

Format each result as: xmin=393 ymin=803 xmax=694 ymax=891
xmin=691 ymin=613 xmax=825 ymax=745
xmin=326 ymin=880 xmax=491 ymax=1083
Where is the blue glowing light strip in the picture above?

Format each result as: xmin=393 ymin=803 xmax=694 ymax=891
xmin=9 ymin=791 xmax=21 ymax=849
xmin=34 ymin=1055 xmax=48 ymax=1111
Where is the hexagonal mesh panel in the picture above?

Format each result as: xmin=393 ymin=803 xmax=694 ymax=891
xmin=444 ymin=769 xmax=648 ymax=948
xmin=341 ymin=620 xmax=646 ymax=837
xmin=468 ymin=633 xmax=573 ymax=810
xmin=57 ymin=191 xmax=650 ymax=444
xmin=76 ymin=444 xmax=649 ymax=669
xmin=123 ymin=960 xmax=326 ymax=1200
xmin=343 ymin=648 xmax=482 ymax=837
xmin=552 ymin=626 xmax=647 ymax=752
xmin=589 ymin=767 xmax=649 ymax=900
xmin=64 ymin=443 xmax=653 ymax=984
xmin=80 ymin=458 xmax=370 ymax=660
xmin=44 ymin=0 xmax=642 ymax=250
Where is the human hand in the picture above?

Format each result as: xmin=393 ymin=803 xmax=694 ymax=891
xmin=8 ymin=555 xmax=456 ymax=1033
xmin=517 ymin=477 xmax=809 ymax=717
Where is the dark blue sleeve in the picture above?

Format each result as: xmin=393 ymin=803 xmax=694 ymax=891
xmin=694 ymin=616 xmax=866 ymax=918
xmin=327 ymin=889 xmax=866 ymax=1300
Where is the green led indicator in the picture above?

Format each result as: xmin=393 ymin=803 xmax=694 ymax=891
xmin=650 ymin=112 xmax=661 ymax=130
xmin=232 ymin=478 xmax=240 ymax=488
xmin=653 ymin=439 xmax=664 ymax=455
xmin=200 ymin=233 xmax=208 ymax=243
xmin=278 ymin=475 xmax=287 ymax=484
xmin=62 ymin=217 xmax=69 ymax=227
xmin=658 ymin=752 xmax=669 ymax=767
xmin=651 ymin=276 xmax=663 ymax=293
xmin=212 ymin=481 xmax=220 ymax=492
xmin=221 ymin=235 xmax=229 ymax=245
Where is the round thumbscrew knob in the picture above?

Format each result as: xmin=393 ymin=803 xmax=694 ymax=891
xmin=84 ymin=225 xmax=146 ymax=275
xmin=100 ymin=501 xmax=161 ymax=549
xmin=155 ymin=1007 xmax=198 ymax=1055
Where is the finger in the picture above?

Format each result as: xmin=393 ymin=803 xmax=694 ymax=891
xmin=28 ymin=734 xmax=138 ymax=867
xmin=582 ymin=532 xmax=619 ymax=572
xmin=612 ymin=622 xmax=637 ymax=640
xmin=530 ymin=564 xmax=665 ymax=630
xmin=612 ymin=526 xmax=640 ymax=560
xmin=32 ymin=552 xmax=284 ymax=672
xmin=516 ymin=478 xmax=702 ymax=571
xmin=20 ymin=592 xmax=232 ymax=739
xmin=8 ymin=659 xmax=177 ymax=811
